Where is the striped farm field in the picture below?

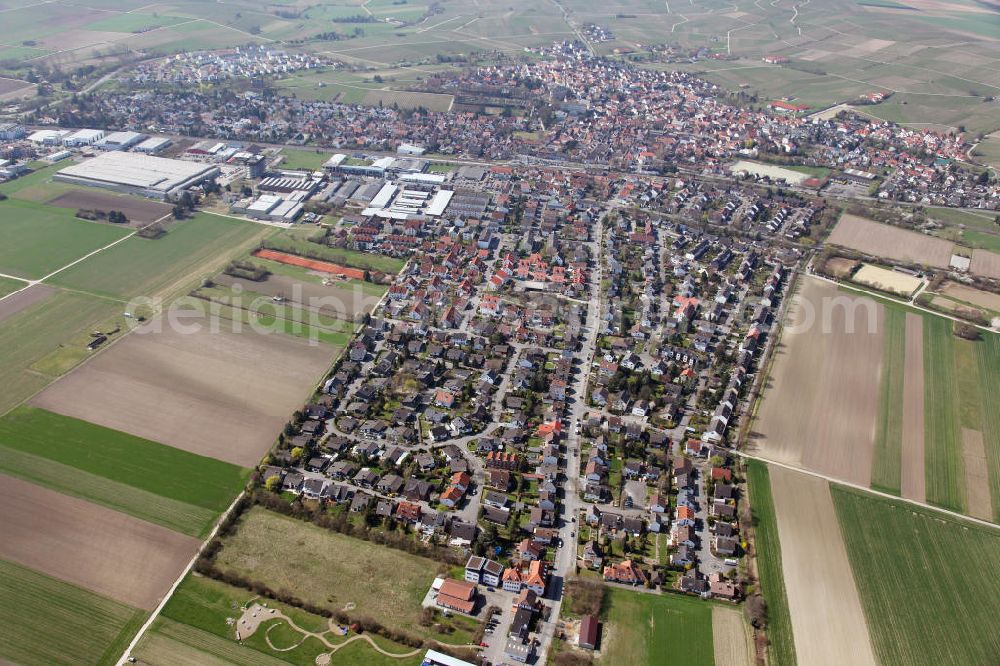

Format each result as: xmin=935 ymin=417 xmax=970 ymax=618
xmin=0 ymin=407 xmax=248 ymax=537
xmin=975 ymin=333 xmax=1000 ymax=522
xmin=871 ymin=307 xmax=906 ymax=494
xmin=0 ymin=558 xmax=147 ymax=666
xmin=922 ymin=315 xmax=964 ymax=511
xmin=833 ymin=486 xmax=1000 ymax=665
xmin=745 ymin=461 xmax=796 ymax=666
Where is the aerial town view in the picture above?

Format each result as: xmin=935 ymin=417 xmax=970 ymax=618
xmin=0 ymin=0 xmax=999 ymax=665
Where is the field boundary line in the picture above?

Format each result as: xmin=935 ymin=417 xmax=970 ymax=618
xmin=737 ymin=451 xmax=1000 ymax=531
xmin=113 ymin=490 xmax=248 ymax=666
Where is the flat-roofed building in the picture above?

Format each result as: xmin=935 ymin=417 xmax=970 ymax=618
xmin=55 ymin=152 xmax=219 ymax=200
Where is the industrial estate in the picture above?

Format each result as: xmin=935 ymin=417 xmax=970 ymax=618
xmin=0 ymin=1 xmax=998 ymax=666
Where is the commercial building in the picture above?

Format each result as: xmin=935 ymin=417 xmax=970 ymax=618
xmin=55 ymin=152 xmax=219 ymax=199
xmin=98 ymin=131 xmax=146 ymax=151
xmin=0 ymin=123 xmax=26 ymax=141
xmin=420 ymin=650 xmax=476 ymax=666
xmin=63 ymin=129 xmax=106 ymax=147
xmin=134 ymin=136 xmax=173 ymax=154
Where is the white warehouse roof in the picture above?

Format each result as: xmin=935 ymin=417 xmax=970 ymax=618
xmin=56 ymin=152 xmax=218 ymax=194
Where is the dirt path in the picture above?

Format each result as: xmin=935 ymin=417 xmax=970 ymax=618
xmin=236 ymin=603 xmax=421 ymax=659
xmin=769 ymin=466 xmax=877 ymax=666
xmin=712 ymin=606 xmax=753 ymax=666
xmin=901 ymin=313 xmax=926 ymax=501
xmin=961 ymin=428 xmax=992 ymax=520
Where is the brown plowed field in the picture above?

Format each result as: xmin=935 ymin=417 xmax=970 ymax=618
xmin=901 ymin=313 xmax=926 ymax=501
xmin=253 ymin=249 xmax=366 ymax=281
xmin=751 ymin=277 xmax=883 ymax=486
xmin=32 ymin=319 xmax=336 ymax=467
xmin=769 ymin=467 xmax=877 ymax=666
xmin=0 ymin=473 xmax=199 ymax=610
xmin=827 ymin=214 xmax=954 ymax=268
xmin=0 ymin=284 xmax=53 ymax=324
xmin=712 ymin=606 xmax=753 ymax=666
xmin=969 ymin=249 xmax=1000 ymax=280
xmin=47 ymin=190 xmax=172 ymax=225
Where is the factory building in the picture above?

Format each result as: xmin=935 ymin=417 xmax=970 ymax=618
xmin=54 ymin=152 xmax=219 ymax=200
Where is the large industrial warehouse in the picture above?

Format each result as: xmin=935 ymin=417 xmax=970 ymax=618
xmin=54 ymin=152 xmax=219 ymax=199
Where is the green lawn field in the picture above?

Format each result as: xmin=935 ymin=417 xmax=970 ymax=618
xmin=0 ymin=289 xmax=121 ymax=415
xmin=279 ymin=148 xmax=332 ymax=172
xmin=745 ymin=460 xmax=796 ymax=666
xmin=0 ymin=558 xmax=147 ymax=666
xmin=50 ymin=212 xmax=269 ymax=299
xmin=0 ymin=198 xmax=130 ymax=279
xmin=598 ymin=588 xmax=714 ymax=665
xmin=922 ymin=316 xmax=965 ymax=512
xmin=0 ymin=407 xmax=248 ymax=534
xmin=0 ymin=275 xmax=27 ymax=297
xmin=833 ymin=486 xmax=1000 ymax=665
xmin=263 ymin=232 xmax=406 ymax=274
xmin=214 ymin=506 xmax=477 ymax=644
xmin=85 ymin=12 xmax=188 ymax=32
xmin=871 ymin=307 xmax=905 ymax=494
xmin=141 ymin=572 xmax=424 ymax=666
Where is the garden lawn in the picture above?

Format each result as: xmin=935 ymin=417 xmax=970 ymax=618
xmin=0 ymin=407 xmax=248 ymax=532
xmin=871 ymin=307 xmax=905 ymax=494
xmin=0 ymin=558 xmax=147 ymax=666
xmin=49 ymin=212 xmax=268 ymax=299
xmin=833 ymin=486 xmax=1000 ymax=665
xmin=745 ymin=460 xmax=796 ymax=666
xmin=0 ymin=198 xmax=130 ymax=279
xmin=598 ymin=588 xmax=714 ymax=665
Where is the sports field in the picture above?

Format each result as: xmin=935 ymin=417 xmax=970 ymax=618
xmin=0 ymin=406 xmax=248 ymax=537
xmin=50 ymin=212 xmax=269 ymax=299
xmin=597 ymin=588 xmax=715 ymax=666
xmin=833 ymin=486 xmax=1000 ymax=666
xmin=0 ymin=198 xmax=130 ymax=279
xmin=213 ymin=506 xmax=477 ymax=643
xmin=279 ymin=148 xmax=332 ymax=172
xmin=745 ymin=461 xmax=795 ymax=666
xmin=0 ymin=558 xmax=147 ymax=666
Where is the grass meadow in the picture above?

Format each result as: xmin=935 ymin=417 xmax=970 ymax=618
xmin=214 ymin=506 xmax=477 ymax=643
xmin=745 ymin=460 xmax=796 ymax=666
xmin=264 ymin=231 xmax=406 ymax=274
xmin=0 ymin=407 xmax=248 ymax=534
xmin=598 ymin=588 xmax=714 ymax=665
xmin=0 ymin=198 xmax=130 ymax=279
xmin=833 ymin=486 xmax=1000 ymax=665
xmin=50 ymin=212 xmax=269 ymax=299
xmin=923 ymin=315 xmax=966 ymax=512
xmin=0 ymin=558 xmax=147 ymax=666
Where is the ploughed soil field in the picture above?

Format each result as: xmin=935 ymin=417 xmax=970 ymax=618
xmin=0 ymin=473 xmax=199 ymax=610
xmin=46 ymin=190 xmax=173 ymax=226
xmin=0 ymin=284 xmax=54 ymax=324
xmin=32 ymin=318 xmax=336 ymax=467
xmin=750 ymin=277 xmax=884 ymax=486
xmin=827 ymin=214 xmax=954 ymax=269
xmin=768 ymin=467 xmax=877 ymax=666
xmin=213 ymin=272 xmax=380 ymax=319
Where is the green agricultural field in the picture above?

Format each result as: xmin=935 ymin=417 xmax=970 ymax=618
xmin=0 ymin=275 xmax=27 ymax=297
xmin=207 ymin=300 xmax=353 ymax=348
xmin=138 ymin=574 xmax=424 ymax=666
xmin=974 ymin=333 xmax=1000 ymax=521
xmin=279 ymin=148 xmax=332 ymax=171
xmin=745 ymin=460 xmax=796 ymax=666
xmin=213 ymin=506 xmax=477 ymax=644
xmin=922 ymin=316 xmax=965 ymax=512
xmin=871 ymin=307 xmax=906 ymax=494
xmin=50 ymin=212 xmax=269 ymax=299
xmin=0 ymin=407 xmax=248 ymax=535
xmin=598 ymin=588 xmax=714 ymax=665
xmin=264 ymin=232 xmax=406 ymax=274
xmin=833 ymin=486 xmax=1000 ymax=665
xmin=0 ymin=558 xmax=147 ymax=666
xmin=85 ymin=12 xmax=188 ymax=32
xmin=0 ymin=163 xmax=68 ymax=197
xmin=0 ymin=198 xmax=130 ymax=279
xmin=0 ymin=289 xmax=121 ymax=415
xmin=257 ymin=258 xmax=390 ymax=298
